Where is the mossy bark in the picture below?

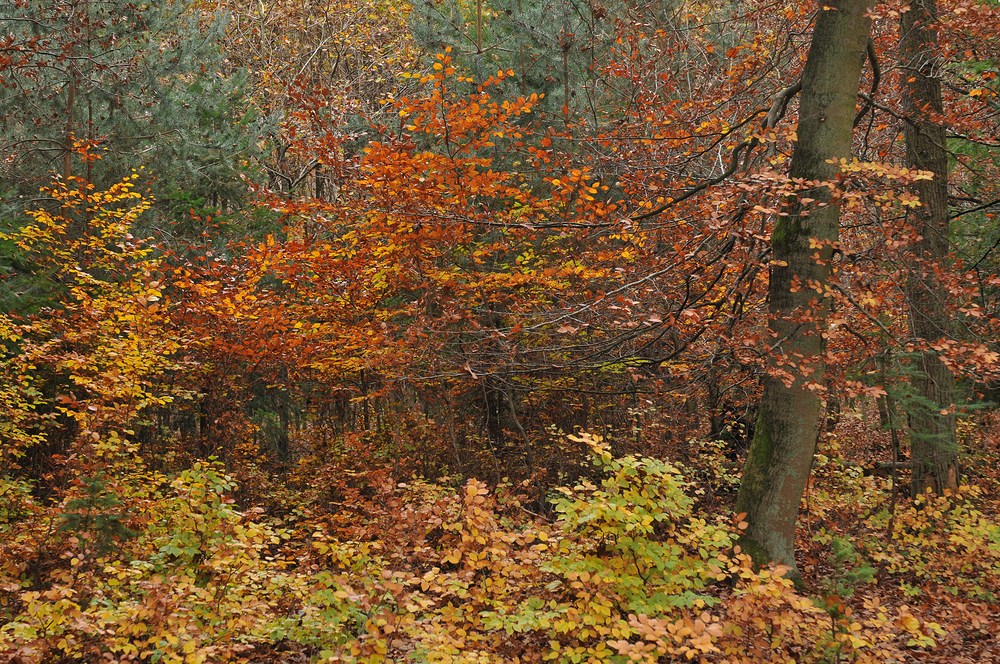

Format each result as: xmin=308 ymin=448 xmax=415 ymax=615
xmin=736 ymin=0 xmax=872 ymax=574
xmin=900 ymin=0 xmax=959 ymax=496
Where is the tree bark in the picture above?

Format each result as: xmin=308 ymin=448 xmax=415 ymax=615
xmin=900 ymin=0 xmax=959 ymax=495
xmin=736 ymin=0 xmax=872 ymax=575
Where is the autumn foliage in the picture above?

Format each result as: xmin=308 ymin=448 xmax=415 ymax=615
xmin=1 ymin=0 xmax=1000 ymax=662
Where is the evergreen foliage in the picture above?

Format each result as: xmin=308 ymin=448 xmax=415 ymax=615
xmin=0 ymin=0 xmax=255 ymax=219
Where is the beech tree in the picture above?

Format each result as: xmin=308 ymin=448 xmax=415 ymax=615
xmin=2 ymin=2 xmax=1000 ymax=661
xmin=899 ymin=0 xmax=959 ymax=495
xmin=735 ymin=0 xmax=873 ymax=573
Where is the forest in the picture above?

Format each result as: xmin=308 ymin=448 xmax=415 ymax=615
xmin=0 ymin=0 xmax=998 ymax=661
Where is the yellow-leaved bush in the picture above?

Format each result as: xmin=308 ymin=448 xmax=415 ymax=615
xmin=0 ymin=173 xmax=194 ymax=468
xmin=866 ymin=486 xmax=1000 ymax=600
xmin=2 ymin=432 xmax=991 ymax=663
xmin=0 ymin=460 xmax=371 ymax=663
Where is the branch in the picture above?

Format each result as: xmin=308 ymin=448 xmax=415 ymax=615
xmin=630 ymin=79 xmax=801 ymax=222
xmin=950 ymin=197 xmax=1000 ymax=222
xmin=970 ymin=233 xmax=1000 ymax=272
xmin=829 ymin=282 xmax=895 ymax=338
xmin=853 ymin=38 xmax=882 ymax=127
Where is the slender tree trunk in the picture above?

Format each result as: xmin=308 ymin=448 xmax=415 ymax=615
xmin=706 ymin=368 xmax=724 ymax=440
xmin=736 ymin=0 xmax=872 ymax=574
xmin=900 ymin=0 xmax=959 ymax=495
xmin=63 ymin=0 xmax=82 ymax=180
xmin=476 ymin=0 xmax=483 ymax=52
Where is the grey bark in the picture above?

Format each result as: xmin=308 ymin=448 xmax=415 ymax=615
xmin=900 ymin=0 xmax=959 ymax=495
xmin=736 ymin=0 xmax=873 ymax=575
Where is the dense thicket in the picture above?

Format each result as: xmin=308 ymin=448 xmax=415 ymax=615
xmin=1 ymin=0 xmax=999 ymax=661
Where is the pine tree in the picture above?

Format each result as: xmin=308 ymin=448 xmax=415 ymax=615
xmin=408 ymin=0 xmax=618 ymax=125
xmin=0 ymin=0 xmax=255 ymax=220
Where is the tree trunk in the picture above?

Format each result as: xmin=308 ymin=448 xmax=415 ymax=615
xmin=736 ymin=0 xmax=872 ymax=575
xmin=900 ymin=0 xmax=959 ymax=496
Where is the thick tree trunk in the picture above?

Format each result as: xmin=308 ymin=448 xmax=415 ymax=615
xmin=736 ymin=0 xmax=872 ymax=574
xmin=900 ymin=0 xmax=959 ymax=496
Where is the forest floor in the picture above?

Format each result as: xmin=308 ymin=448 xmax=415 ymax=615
xmin=1 ymin=408 xmax=998 ymax=663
